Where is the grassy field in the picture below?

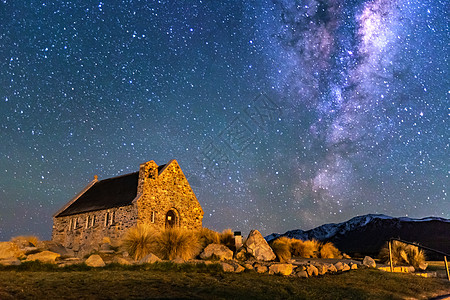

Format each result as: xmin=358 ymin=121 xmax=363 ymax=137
xmin=0 ymin=262 xmax=449 ymax=299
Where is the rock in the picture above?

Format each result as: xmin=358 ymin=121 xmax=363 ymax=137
xmin=113 ymin=257 xmax=132 ymax=265
xmin=171 ymin=257 xmax=185 ymax=264
xmin=306 ymin=265 xmax=319 ymax=277
xmin=85 ymin=254 xmax=105 ymax=267
xmin=0 ymin=242 xmax=25 ymax=259
xmin=334 ymin=262 xmax=344 ymax=271
xmin=139 ymin=253 xmax=162 ymax=264
xmin=268 ymin=263 xmax=293 ymax=276
xmin=342 ymin=263 xmax=351 ymax=271
xmin=343 ymin=253 xmax=351 ymax=259
xmin=296 ymin=270 xmax=308 ymax=278
xmin=38 ymin=241 xmax=73 ymax=257
xmin=316 ymin=264 xmax=328 ymax=275
xmin=363 ymin=256 xmax=376 ymax=268
xmin=349 ymin=262 xmax=358 ymax=270
xmin=0 ymin=258 xmax=21 ymax=266
xmin=244 ymin=263 xmax=254 ymax=270
xmin=200 ymin=244 xmax=233 ymax=261
xmin=254 ymin=264 xmax=268 ymax=273
xmin=234 ymin=264 xmax=245 ymax=273
xmin=244 ymin=230 xmax=276 ymax=261
xmin=26 ymin=251 xmax=61 ymax=263
xmin=100 ymin=243 xmax=113 ymax=251
xmin=326 ymin=264 xmax=337 ymax=273
xmin=220 ymin=262 xmax=235 ymax=272
xmin=418 ymin=262 xmax=428 ymax=271
xmin=234 ymin=247 xmax=248 ymax=261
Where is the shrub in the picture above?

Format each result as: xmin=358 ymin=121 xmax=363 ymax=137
xmin=122 ymin=225 xmax=157 ymax=260
xmin=196 ymin=228 xmax=220 ymax=251
xmin=11 ymin=235 xmax=40 ymax=247
xmin=153 ymin=228 xmax=201 ymax=260
xmin=270 ymin=237 xmax=292 ymax=262
xmin=379 ymin=240 xmax=426 ymax=269
xmin=319 ymin=242 xmax=342 ymax=259
xmin=219 ymin=229 xmax=235 ymax=251
xmin=290 ymin=239 xmax=305 ymax=257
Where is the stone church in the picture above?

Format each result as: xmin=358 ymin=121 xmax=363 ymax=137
xmin=52 ymin=160 xmax=203 ymax=254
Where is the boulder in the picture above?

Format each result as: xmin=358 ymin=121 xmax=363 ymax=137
xmin=0 ymin=242 xmax=25 ymax=259
xmin=171 ymin=257 xmax=185 ymax=264
xmin=316 ymin=264 xmax=328 ymax=275
xmin=85 ymin=254 xmax=105 ymax=267
xmin=139 ymin=253 xmax=162 ymax=264
xmin=334 ymin=262 xmax=344 ymax=271
xmin=26 ymin=251 xmax=61 ymax=263
xmin=306 ymin=265 xmax=319 ymax=277
xmin=243 ymin=263 xmax=254 ymax=270
xmin=113 ymin=257 xmax=132 ymax=265
xmin=254 ymin=264 xmax=268 ymax=273
xmin=349 ymin=262 xmax=358 ymax=270
xmin=234 ymin=247 xmax=248 ymax=261
xmin=200 ymin=244 xmax=233 ymax=261
xmin=363 ymin=256 xmax=376 ymax=268
xmin=0 ymin=258 xmax=21 ymax=266
xmin=342 ymin=263 xmax=351 ymax=271
xmin=100 ymin=243 xmax=113 ymax=251
xmin=268 ymin=263 xmax=293 ymax=276
xmin=244 ymin=230 xmax=276 ymax=261
xmin=296 ymin=270 xmax=308 ymax=278
xmin=326 ymin=263 xmax=337 ymax=273
xmin=220 ymin=262 xmax=235 ymax=272
xmin=38 ymin=241 xmax=73 ymax=257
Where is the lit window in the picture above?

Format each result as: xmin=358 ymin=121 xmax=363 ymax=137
xmin=91 ymin=215 xmax=95 ymax=227
xmin=151 ymin=211 xmax=155 ymax=223
xmin=104 ymin=213 xmax=109 ymax=227
xmin=85 ymin=216 xmax=89 ymax=229
xmin=109 ymin=211 xmax=114 ymax=226
xmin=69 ymin=219 xmax=72 ymax=231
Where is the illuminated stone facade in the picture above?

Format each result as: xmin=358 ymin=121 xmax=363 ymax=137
xmin=52 ymin=160 xmax=203 ymax=256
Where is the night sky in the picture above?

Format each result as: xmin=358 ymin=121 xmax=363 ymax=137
xmin=1 ymin=0 xmax=448 ymax=241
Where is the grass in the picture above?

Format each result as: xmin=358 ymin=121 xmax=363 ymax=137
xmin=10 ymin=235 xmax=40 ymax=247
xmin=272 ymin=238 xmax=341 ymax=260
xmin=379 ymin=240 xmax=427 ymax=270
xmin=153 ymin=228 xmax=201 ymax=260
xmin=121 ymin=225 xmax=156 ymax=260
xmin=270 ymin=237 xmax=292 ymax=262
xmin=0 ymin=264 xmax=448 ymax=299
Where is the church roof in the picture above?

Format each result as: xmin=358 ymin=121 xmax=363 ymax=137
xmin=56 ymin=164 xmax=167 ymax=217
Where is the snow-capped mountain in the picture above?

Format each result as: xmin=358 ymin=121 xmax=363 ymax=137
xmin=266 ymin=214 xmax=450 ymax=257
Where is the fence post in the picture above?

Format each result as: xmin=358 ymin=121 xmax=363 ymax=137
xmin=389 ymin=240 xmax=394 ymax=273
xmin=444 ymin=256 xmax=450 ymax=281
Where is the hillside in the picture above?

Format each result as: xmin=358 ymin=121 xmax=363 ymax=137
xmin=266 ymin=214 xmax=450 ymax=257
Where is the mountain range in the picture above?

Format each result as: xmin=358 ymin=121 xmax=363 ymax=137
xmin=265 ymin=214 xmax=450 ymax=258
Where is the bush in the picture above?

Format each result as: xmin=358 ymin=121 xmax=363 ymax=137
xmin=153 ymin=228 xmax=201 ymax=260
xmin=196 ymin=227 xmax=220 ymax=251
xmin=122 ymin=225 xmax=157 ymax=260
xmin=270 ymin=237 xmax=292 ymax=262
xmin=379 ymin=240 xmax=426 ymax=269
xmin=219 ymin=229 xmax=235 ymax=251
xmin=319 ymin=242 xmax=342 ymax=259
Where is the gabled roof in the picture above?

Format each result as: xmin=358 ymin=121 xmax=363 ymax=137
xmin=56 ymin=172 xmax=139 ymax=217
xmin=55 ymin=163 xmax=168 ymax=217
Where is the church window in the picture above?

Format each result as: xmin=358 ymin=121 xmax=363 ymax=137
xmin=109 ymin=211 xmax=115 ymax=226
xmin=91 ymin=215 xmax=95 ymax=227
xmin=151 ymin=211 xmax=155 ymax=223
xmin=85 ymin=216 xmax=89 ymax=229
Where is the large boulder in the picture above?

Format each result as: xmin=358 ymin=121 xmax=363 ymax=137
xmin=269 ymin=263 xmax=293 ymax=276
xmin=244 ymin=230 xmax=276 ymax=261
xmin=363 ymin=256 xmax=376 ymax=268
xmin=139 ymin=253 xmax=162 ymax=264
xmin=306 ymin=265 xmax=319 ymax=277
xmin=0 ymin=242 xmax=24 ymax=259
xmin=113 ymin=257 xmax=133 ymax=265
xmin=38 ymin=241 xmax=74 ymax=257
xmin=26 ymin=251 xmax=61 ymax=263
xmin=200 ymin=244 xmax=233 ymax=261
xmin=220 ymin=262 xmax=235 ymax=272
xmin=85 ymin=254 xmax=105 ymax=267
xmin=0 ymin=258 xmax=21 ymax=266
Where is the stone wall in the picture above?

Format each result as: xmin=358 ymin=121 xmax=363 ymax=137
xmin=136 ymin=160 xmax=204 ymax=230
xmin=52 ymin=205 xmax=137 ymax=255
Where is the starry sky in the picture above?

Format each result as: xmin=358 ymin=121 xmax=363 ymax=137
xmin=0 ymin=0 xmax=448 ymax=241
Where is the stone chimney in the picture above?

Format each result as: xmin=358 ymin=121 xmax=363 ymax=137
xmin=234 ymin=231 xmax=242 ymax=250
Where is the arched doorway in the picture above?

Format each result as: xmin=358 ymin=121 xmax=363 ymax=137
xmin=165 ymin=209 xmax=178 ymax=228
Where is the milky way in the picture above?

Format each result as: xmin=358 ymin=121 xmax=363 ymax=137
xmin=0 ymin=0 xmax=448 ymax=240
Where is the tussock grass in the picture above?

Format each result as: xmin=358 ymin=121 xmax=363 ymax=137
xmin=122 ymin=225 xmax=157 ymax=260
xmin=319 ymin=242 xmax=342 ymax=259
xmin=153 ymin=228 xmax=201 ymax=260
xmin=196 ymin=227 xmax=220 ymax=251
xmin=219 ymin=229 xmax=235 ymax=251
xmin=272 ymin=238 xmax=341 ymax=259
xmin=270 ymin=237 xmax=292 ymax=262
xmin=379 ymin=240 xmax=426 ymax=270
